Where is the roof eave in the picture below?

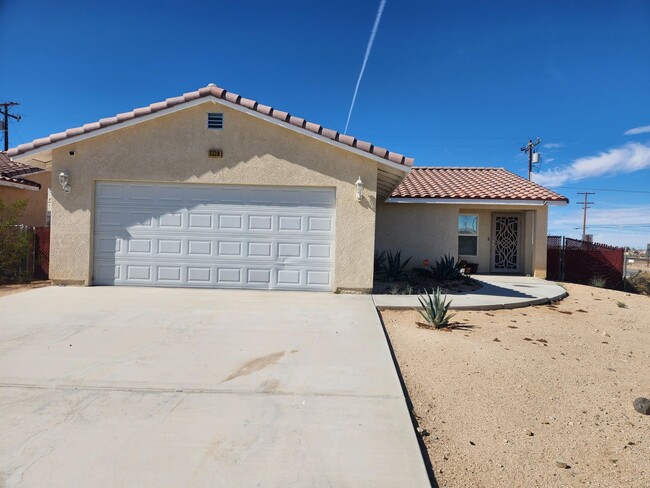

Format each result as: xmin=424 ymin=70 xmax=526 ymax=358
xmin=0 ymin=178 xmax=41 ymax=191
xmin=9 ymin=95 xmax=413 ymax=176
xmin=385 ymin=197 xmax=568 ymax=206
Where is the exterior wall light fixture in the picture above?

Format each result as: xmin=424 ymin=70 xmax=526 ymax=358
xmin=355 ymin=177 xmax=364 ymax=201
xmin=59 ymin=171 xmax=71 ymax=193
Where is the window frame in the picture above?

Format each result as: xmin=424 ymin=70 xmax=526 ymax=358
xmin=458 ymin=213 xmax=479 ymax=257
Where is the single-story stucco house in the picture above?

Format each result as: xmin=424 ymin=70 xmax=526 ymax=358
xmin=0 ymin=152 xmax=51 ymax=227
xmin=7 ymin=84 xmax=567 ymax=292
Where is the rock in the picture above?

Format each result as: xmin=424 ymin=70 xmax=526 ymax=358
xmin=416 ymin=427 xmax=430 ymax=436
xmin=493 ymin=338 xmax=501 ymax=342
xmin=555 ymin=461 xmax=570 ymax=469
xmin=633 ymin=397 xmax=650 ymax=415
xmin=525 ymin=429 xmax=534 ymax=436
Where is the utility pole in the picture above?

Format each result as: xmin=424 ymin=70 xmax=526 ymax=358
xmin=520 ymin=137 xmax=541 ymax=180
xmin=577 ymin=192 xmax=595 ymax=240
xmin=1 ymin=102 xmax=21 ymax=152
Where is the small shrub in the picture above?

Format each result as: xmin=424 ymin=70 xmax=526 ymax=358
xmin=0 ymin=200 xmax=31 ymax=283
xmin=590 ymin=276 xmax=607 ymax=288
xmin=381 ymin=250 xmax=412 ymax=282
xmin=627 ymin=271 xmax=650 ymax=296
xmin=616 ymin=301 xmax=628 ymax=309
xmin=416 ymin=287 xmax=456 ymax=329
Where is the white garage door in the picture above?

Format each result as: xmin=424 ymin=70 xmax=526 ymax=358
xmin=93 ymin=182 xmax=335 ymax=291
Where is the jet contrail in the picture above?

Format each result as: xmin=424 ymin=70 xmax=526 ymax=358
xmin=344 ymin=0 xmax=387 ymax=134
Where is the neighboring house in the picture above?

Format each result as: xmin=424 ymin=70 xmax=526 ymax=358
xmin=7 ymin=84 xmax=567 ymax=291
xmin=0 ymin=152 xmax=51 ymax=227
xmin=377 ymin=167 xmax=568 ymax=277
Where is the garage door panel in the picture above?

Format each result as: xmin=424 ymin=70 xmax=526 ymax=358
xmin=94 ymin=182 xmax=335 ymax=290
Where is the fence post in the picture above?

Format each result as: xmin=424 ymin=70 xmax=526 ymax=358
xmin=560 ymin=236 xmax=566 ymax=282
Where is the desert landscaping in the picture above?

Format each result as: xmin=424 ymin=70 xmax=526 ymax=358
xmin=381 ymin=282 xmax=649 ymax=487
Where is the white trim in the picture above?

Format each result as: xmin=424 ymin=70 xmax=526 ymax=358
xmin=0 ymin=179 xmax=40 ymax=191
xmin=458 ymin=213 xmax=479 ymax=258
xmin=385 ymin=197 xmax=566 ymax=206
xmin=11 ymin=96 xmax=412 ymax=175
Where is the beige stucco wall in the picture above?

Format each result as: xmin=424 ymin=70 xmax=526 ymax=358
xmin=375 ymin=200 xmax=457 ymax=270
xmin=0 ymin=171 xmax=51 ymax=227
xmin=49 ymin=101 xmax=378 ymax=291
xmin=376 ymin=201 xmax=549 ymax=278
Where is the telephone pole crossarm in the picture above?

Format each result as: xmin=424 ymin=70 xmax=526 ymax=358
xmin=1 ymin=102 xmax=21 ymax=152
xmin=577 ymin=192 xmax=595 ymax=240
xmin=521 ymin=137 xmax=541 ymax=180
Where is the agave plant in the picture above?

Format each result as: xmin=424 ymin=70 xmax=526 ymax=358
xmin=381 ymin=250 xmax=412 ymax=283
xmin=432 ymin=254 xmax=462 ymax=281
xmin=374 ymin=250 xmax=387 ymax=280
xmin=416 ymin=287 xmax=456 ymax=329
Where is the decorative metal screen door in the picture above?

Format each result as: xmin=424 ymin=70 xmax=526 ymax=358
xmin=491 ymin=213 xmax=521 ymax=273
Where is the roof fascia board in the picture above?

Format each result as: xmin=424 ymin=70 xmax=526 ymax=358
xmin=385 ymin=197 xmax=567 ymax=206
xmin=11 ymin=97 xmax=213 ymax=163
xmin=12 ymin=96 xmax=412 ymax=174
xmin=0 ymin=179 xmax=40 ymax=191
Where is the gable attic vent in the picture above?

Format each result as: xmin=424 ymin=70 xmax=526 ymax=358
xmin=207 ymin=112 xmax=224 ymax=129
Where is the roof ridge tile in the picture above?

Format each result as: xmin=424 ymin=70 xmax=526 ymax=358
xmin=6 ymin=84 xmax=413 ymax=168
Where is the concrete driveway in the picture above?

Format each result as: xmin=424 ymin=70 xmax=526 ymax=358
xmin=0 ymin=287 xmax=430 ymax=487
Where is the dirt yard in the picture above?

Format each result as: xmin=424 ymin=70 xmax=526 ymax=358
xmin=381 ymin=283 xmax=649 ymax=487
xmin=0 ymin=280 xmax=50 ymax=298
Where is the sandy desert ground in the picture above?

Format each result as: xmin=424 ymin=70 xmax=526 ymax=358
xmin=381 ymin=283 xmax=649 ymax=487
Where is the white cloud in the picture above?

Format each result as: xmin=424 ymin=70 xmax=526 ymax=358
xmin=543 ymin=143 xmax=564 ymax=149
xmin=548 ymin=206 xmax=650 ymax=248
xmin=624 ymin=125 xmax=650 ymax=135
xmin=532 ymin=142 xmax=650 ymax=187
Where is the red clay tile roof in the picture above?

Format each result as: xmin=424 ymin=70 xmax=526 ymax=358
xmin=0 ymin=152 xmax=42 ymax=189
xmin=392 ymin=167 xmax=568 ymax=202
xmin=7 ymin=84 xmax=414 ymax=167
xmin=0 ymin=152 xmax=42 ymax=178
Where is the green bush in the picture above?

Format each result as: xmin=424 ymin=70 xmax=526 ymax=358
xmin=0 ymin=200 xmax=31 ymax=283
xmin=416 ymin=287 xmax=456 ymax=329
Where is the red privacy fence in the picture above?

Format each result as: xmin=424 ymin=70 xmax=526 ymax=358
xmin=33 ymin=226 xmax=50 ymax=279
xmin=547 ymin=236 xmax=624 ymax=289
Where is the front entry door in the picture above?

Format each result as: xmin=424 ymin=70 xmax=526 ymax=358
xmin=491 ymin=213 xmax=522 ymax=273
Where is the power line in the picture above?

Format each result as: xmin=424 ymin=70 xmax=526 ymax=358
xmin=557 ymin=186 xmax=650 ymax=195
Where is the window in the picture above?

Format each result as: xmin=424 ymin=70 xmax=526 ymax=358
xmin=207 ymin=112 xmax=223 ymax=129
xmin=458 ymin=214 xmax=478 ymax=256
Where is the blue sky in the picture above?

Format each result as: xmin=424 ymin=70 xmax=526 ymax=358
xmin=2 ymin=0 xmax=649 ymax=247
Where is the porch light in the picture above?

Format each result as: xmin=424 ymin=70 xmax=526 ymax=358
xmin=58 ymin=171 xmax=71 ymax=193
xmin=355 ymin=177 xmax=364 ymax=201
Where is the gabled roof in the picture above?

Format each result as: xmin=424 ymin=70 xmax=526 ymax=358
xmin=6 ymin=84 xmax=414 ymax=168
xmin=0 ymin=152 xmax=42 ymax=190
xmin=389 ymin=167 xmax=568 ymax=204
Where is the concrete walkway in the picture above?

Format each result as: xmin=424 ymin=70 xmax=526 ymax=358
xmin=373 ymin=275 xmax=567 ymax=310
xmin=0 ymin=287 xmax=431 ymax=488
